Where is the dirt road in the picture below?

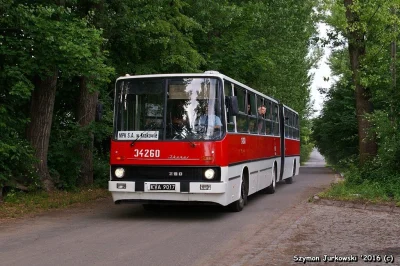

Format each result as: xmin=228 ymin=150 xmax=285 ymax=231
xmin=195 ymin=150 xmax=400 ymax=266
xmin=203 ymin=198 xmax=400 ymax=266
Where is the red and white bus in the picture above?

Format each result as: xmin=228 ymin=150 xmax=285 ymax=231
xmin=109 ymin=71 xmax=300 ymax=211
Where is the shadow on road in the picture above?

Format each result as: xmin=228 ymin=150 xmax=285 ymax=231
xmin=107 ymin=203 xmax=230 ymax=221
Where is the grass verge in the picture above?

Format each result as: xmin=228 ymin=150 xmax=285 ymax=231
xmin=318 ymin=180 xmax=400 ymax=207
xmin=0 ymin=188 xmax=111 ymax=221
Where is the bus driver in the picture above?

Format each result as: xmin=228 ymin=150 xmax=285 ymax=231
xmin=197 ymin=105 xmax=222 ymax=130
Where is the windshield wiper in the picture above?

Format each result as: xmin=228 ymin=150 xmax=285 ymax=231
xmin=130 ymin=122 xmax=160 ymax=147
xmin=170 ymin=123 xmax=197 ymax=147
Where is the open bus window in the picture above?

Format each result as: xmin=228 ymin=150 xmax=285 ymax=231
xmin=248 ymin=92 xmax=258 ymax=134
xmin=224 ymin=81 xmax=235 ymax=132
xmin=234 ymin=85 xmax=249 ymax=133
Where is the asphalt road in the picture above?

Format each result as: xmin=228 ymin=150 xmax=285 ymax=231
xmin=0 ymin=149 xmax=335 ymax=266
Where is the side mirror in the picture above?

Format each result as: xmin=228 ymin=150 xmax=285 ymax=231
xmin=225 ymin=96 xmax=239 ymax=116
xmin=95 ymin=102 xmax=103 ymax=122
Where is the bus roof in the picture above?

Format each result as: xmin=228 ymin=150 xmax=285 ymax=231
xmin=282 ymin=104 xmax=298 ymax=115
xmin=117 ymin=71 xmax=279 ymax=104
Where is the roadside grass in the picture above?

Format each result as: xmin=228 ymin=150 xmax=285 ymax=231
xmin=318 ymin=180 xmax=400 ymax=207
xmin=0 ymin=188 xmax=111 ymax=220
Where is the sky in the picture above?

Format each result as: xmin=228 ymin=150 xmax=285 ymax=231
xmin=310 ymin=23 xmax=333 ymax=117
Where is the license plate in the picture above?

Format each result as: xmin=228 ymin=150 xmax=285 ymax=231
xmin=200 ymin=184 xmax=211 ymax=190
xmin=149 ymin=184 xmax=176 ymax=191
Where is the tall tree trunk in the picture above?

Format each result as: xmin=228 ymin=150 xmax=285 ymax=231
xmin=26 ymin=70 xmax=58 ymax=191
xmin=77 ymin=76 xmax=98 ymax=186
xmin=344 ymin=0 xmax=377 ymax=165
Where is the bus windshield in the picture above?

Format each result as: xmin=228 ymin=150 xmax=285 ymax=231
xmin=114 ymin=77 xmax=224 ymax=141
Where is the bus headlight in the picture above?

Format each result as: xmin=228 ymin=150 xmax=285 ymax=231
xmin=115 ymin=168 xmax=125 ymax=178
xmin=204 ymin=169 xmax=215 ymax=180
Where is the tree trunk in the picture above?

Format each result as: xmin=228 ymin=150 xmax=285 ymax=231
xmin=77 ymin=76 xmax=99 ymax=186
xmin=344 ymin=0 xmax=377 ymax=165
xmin=26 ymin=70 xmax=58 ymax=192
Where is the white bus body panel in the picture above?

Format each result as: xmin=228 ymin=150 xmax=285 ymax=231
xmin=282 ymin=156 xmax=300 ymax=180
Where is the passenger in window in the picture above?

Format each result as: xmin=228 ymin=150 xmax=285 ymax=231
xmin=197 ymin=105 xmax=222 ymax=129
xmin=257 ymin=105 xmax=267 ymax=133
xmin=258 ymin=105 xmax=266 ymax=118
xmin=247 ymin=104 xmax=252 ymax=115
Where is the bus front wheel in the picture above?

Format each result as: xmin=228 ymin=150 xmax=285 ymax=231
xmin=228 ymin=178 xmax=247 ymax=212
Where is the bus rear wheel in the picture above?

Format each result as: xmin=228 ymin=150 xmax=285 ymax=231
xmin=228 ymin=178 xmax=247 ymax=212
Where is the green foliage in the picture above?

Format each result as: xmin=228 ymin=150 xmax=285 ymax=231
xmin=322 ymin=162 xmax=400 ymax=203
xmin=91 ymin=98 xmax=113 ymax=189
xmin=312 ymin=75 xmax=358 ymax=169
xmin=0 ymin=2 xmax=37 ymax=189
xmin=363 ymin=111 xmax=400 ymax=179
xmin=2 ymin=0 xmax=318 ymax=193
xmin=47 ymin=122 xmax=84 ymax=190
xmin=300 ymin=118 xmax=314 ymax=164
xmin=48 ymin=100 xmax=113 ymax=190
xmin=103 ymin=0 xmax=204 ymax=76
xmin=316 ymin=0 xmax=400 ymax=200
xmin=320 ymin=179 xmax=400 ymax=203
xmin=0 ymin=84 xmax=38 ymax=188
xmin=92 ymin=151 xmax=110 ymax=189
xmin=0 ymin=135 xmax=38 ymax=189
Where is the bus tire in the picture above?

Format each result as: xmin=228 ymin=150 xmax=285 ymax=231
xmin=263 ymin=167 xmax=276 ymax=194
xmin=228 ymin=178 xmax=247 ymax=212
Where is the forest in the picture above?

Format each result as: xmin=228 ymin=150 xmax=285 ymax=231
xmin=313 ymin=0 xmax=400 ymax=200
xmin=1 ymin=0 xmax=398 ymax=201
xmin=0 ymin=0 xmax=316 ymax=194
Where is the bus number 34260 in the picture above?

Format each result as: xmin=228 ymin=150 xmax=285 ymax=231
xmin=133 ymin=149 xmax=160 ymax=158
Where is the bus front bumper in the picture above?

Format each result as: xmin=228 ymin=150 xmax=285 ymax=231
xmin=108 ymin=181 xmax=230 ymax=205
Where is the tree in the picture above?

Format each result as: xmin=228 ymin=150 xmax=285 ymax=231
xmin=19 ymin=4 xmax=112 ymax=191
xmin=0 ymin=1 xmax=37 ymax=194
xmin=343 ymin=0 xmax=377 ymax=165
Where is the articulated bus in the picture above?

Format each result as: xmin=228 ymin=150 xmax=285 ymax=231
xmin=109 ymin=71 xmax=300 ymax=211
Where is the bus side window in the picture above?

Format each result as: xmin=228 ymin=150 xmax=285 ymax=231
xmin=235 ymin=86 xmax=248 ymax=133
xmin=265 ymin=99 xmax=272 ymax=135
xmin=284 ymin=109 xmax=290 ymax=138
xmin=273 ymin=104 xmax=279 ymax=136
xmin=256 ymin=96 xmax=265 ymax=135
xmin=248 ymin=92 xmax=258 ymax=134
xmin=224 ymin=81 xmax=235 ymax=132
xmin=290 ymin=112 xmax=294 ymax=138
